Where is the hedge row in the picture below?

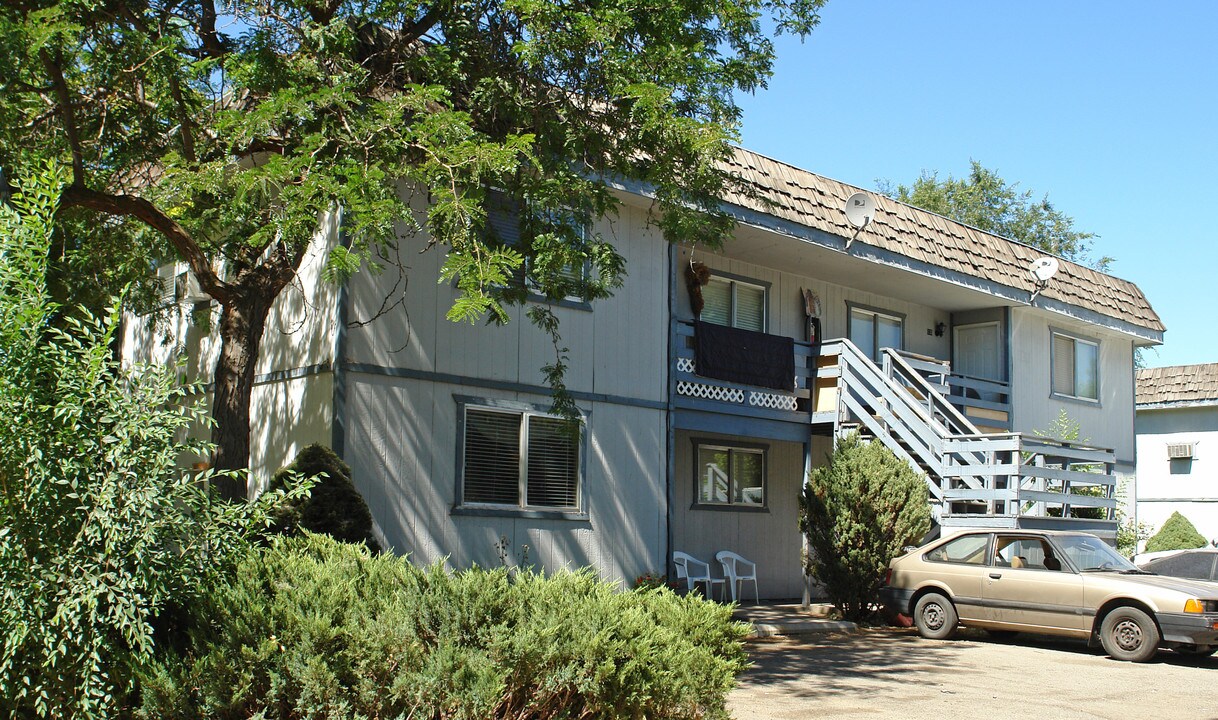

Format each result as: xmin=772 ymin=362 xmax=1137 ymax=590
xmin=138 ymin=534 xmax=750 ymax=719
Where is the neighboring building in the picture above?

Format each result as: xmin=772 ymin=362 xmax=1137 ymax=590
xmin=124 ymin=147 xmax=1164 ymax=600
xmin=1135 ymin=364 xmax=1218 ymax=545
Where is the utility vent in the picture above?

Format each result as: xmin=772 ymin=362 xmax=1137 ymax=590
xmin=1167 ymin=442 xmax=1195 ymax=460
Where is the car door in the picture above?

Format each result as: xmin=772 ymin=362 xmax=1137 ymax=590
xmin=920 ymin=532 xmax=992 ymax=622
xmin=981 ymin=534 xmax=1087 ymax=634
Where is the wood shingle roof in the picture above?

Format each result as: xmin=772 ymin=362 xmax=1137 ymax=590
xmin=722 ymin=147 xmax=1164 ymax=334
xmin=1136 ymin=364 xmax=1218 ymax=406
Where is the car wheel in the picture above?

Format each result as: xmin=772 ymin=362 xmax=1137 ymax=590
xmin=1099 ymin=607 xmax=1160 ymax=663
xmin=1175 ymin=644 xmax=1217 ymax=657
xmin=914 ymin=592 xmax=958 ymax=640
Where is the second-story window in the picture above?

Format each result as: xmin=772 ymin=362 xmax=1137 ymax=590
xmin=485 ymin=190 xmax=590 ymax=300
xmin=1051 ymin=331 xmax=1099 ymax=401
xmin=701 ymin=277 xmax=766 ymax=332
xmin=848 ymin=305 xmax=904 ymax=362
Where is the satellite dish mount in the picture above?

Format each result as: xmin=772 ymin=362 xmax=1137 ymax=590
xmin=1027 ymin=256 xmax=1060 ymax=302
xmin=843 ymin=192 xmax=876 ymax=249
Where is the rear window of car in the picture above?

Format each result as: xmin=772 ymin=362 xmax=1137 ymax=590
xmin=1147 ymin=552 xmax=1217 ymax=581
xmin=925 ymin=534 xmax=989 ymax=565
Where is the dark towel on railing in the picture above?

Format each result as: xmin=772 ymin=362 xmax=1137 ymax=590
xmin=694 ymin=321 xmax=795 ymax=391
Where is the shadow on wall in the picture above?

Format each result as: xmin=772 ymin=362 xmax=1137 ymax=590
xmin=1169 ymin=458 xmax=1194 ymax=475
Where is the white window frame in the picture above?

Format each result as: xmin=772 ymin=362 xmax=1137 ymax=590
xmin=457 ymin=398 xmax=584 ymax=513
xmin=701 ymin=275 xmax=768 ymax=332
xmin=1050 ymin=329 xmax=1100 ymax=403
xmin=692 ymin=440 xmax=767 ymax=509
xmin=846 ymin=303 xmax=906 ymax=362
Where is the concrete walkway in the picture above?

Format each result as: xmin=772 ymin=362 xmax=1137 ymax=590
xmin=732 ymin=603 xmax=857 ymax=638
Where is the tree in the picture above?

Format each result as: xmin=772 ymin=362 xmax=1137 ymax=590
xmin=0 ymin=163 xmax=302 ymax=719
xmin=0 ymin=0 xmax=824 ymax=491
xmin=799 ymin=433 xmax=931 ymax=623
xmin=879 ymin=160 xmax=1111 ymax=271
xmin=269 ymin=443 xmax=381 ymax=552
xmin=1144 ymin=511 xmax=1208 ymax=553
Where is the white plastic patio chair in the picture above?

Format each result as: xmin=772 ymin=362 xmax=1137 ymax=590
xmin=672 ymin=551 xmax=724 ymax=601
xmin=715 ymin=550 xmax=759 ymax=604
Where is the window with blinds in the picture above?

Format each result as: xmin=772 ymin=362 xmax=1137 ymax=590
xmin=695 ymin=443 xmax=765 ymax=507
xmin=1051 ymin=332 xmax=1099 ymax=400
xmin=485 ymin=189 xmax=589 ymax=298
xmin=700 ymin=277 xmax=765 ymax=331
xmin=461 ymin=406 xmax=580 ymax=510
xmin=526 ymin=416 xmax=579 ymax=507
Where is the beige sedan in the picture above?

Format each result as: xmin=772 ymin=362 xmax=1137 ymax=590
xmin=880 ymin=529 xmax=1218 ymax=662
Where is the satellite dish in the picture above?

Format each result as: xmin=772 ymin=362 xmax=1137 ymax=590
xmin=1027 ymin=256 xmax=1060 ymax=302
xmin=1028 ymin=256 xmax=1060 ymax=283
xmin=843 ymin=193 xmax=876 ymax=248
xmin=844 ymin=192 xmax=877 ymax=229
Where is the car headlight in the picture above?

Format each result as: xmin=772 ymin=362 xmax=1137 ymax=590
xmin=1183 ymin=599 xmax=1218 ymax=614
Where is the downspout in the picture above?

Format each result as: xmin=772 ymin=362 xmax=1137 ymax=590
xmin=1004 ymin=305 xmax=1014 ymax=429
xmin=331 ymin=208 xmax=349 ymax=458
xmin=665 ymin=242 xmax=678 ymax=583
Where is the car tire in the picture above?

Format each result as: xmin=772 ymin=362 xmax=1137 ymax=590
xmin=913 ymin=592 xmax=958 ymax=640
xmin=1099 ymin=606 xmax=1160 ymax=663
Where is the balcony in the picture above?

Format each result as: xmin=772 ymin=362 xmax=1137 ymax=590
xmin=671 ymin=320 xmax=823 ymax=424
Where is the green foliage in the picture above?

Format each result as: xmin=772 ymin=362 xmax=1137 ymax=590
xmin=880 ymin=161 xmax=1110 ymax=271
xmin=269 ymin=443 xmax=381 ymax=553
xmin=138 ymin=534 xmax=750 ymax=720
xmin=1034 ymin=408 xmax=1086 ymax=444
xmin=800 ymin=433 xmax=931 ymax=623
xmin=1145 ymin=511 xmax=1208 ymax=553
xmin=0 ymin=164 xmax=305 ymax=719
xmin=0 ymin=0 xmax=827 ymax=440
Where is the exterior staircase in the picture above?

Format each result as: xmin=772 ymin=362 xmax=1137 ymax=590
xmin=820 ymin=339 xmax=1119 ymax=539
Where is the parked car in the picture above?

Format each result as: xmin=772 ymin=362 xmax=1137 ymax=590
xmin=1137 ymin=548 xmax=1218 ymax=583
xmin=880 ymin=529 xmax=1218 ymax=662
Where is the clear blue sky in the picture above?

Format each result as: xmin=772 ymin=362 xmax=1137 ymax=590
xmin=736 ymin=1 xmax=1216 ymax=369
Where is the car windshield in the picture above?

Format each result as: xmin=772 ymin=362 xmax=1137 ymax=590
xmin=1055 ymin=534 xmax=1138 ymax=572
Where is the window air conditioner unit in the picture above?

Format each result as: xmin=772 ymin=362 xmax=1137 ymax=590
xmin=1166 ymin=442 xmax=1195 ymax=460
xmin=178 ymin=269 xmax=211 ymax=303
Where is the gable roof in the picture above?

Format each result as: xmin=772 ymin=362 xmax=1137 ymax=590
xmin=719 ymin=147 xmax=1164 ymax=335
xmin=1136 ymin=364 xmax=1218 ymax=407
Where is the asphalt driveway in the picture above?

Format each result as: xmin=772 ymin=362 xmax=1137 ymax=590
xmin=729 ymin=627 xmax=1218 ymax=720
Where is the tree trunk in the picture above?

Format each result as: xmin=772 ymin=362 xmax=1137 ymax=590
xmin=210 ymin=291 xmax=275 ymax=499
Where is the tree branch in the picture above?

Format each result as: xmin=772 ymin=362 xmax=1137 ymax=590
xmin=197 ymin=0 xmax=228 ymax=59
xmin=166 ymin=72 xmax=197 ymax=163
xmin=401 ymin=4 xmax=445 ymax=45
xmin=59 ymin=185 xmax=230 ymax=303
xmin=39 ymin=47 xmax=85 ymax=186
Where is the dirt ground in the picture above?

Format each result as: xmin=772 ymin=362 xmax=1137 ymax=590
xmin=729 ymin=627 xmax=1218 ymax=720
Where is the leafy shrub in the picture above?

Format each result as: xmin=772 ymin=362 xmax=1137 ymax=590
xmin=138 ymin=534 xmax=750 ymax=720
xmin=1145 ymin=511 xmax=1208 ymax=553
xmin=799 ymin=432 xmax=931 ymax=623
xmin=269 ymin=443 xmax=381 ymax=552
xmin=0 ymin=163 xmax=299 ymax=719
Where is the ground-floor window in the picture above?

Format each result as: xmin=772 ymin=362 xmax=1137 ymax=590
xmin=694 ymin=441 xmax=766 ymax=508
xmin=459 ymin=401 xmax=581 ymax=511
